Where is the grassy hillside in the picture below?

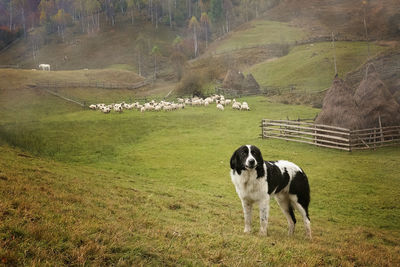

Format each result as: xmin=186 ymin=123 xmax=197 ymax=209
xmin=264 ymin=0 xmax=400 ymax=40
xmin=208 ymin=20 xmax=309 ymax=54
xmin=0 ymin=20 xmax=177 ymax=75
xmin=248 ymin=41 xmax=389 ymax=92
xmin=0 ymin=68 xmax=144 ymax=91
xmin=0 ymin=83 xmax=400 ymax=265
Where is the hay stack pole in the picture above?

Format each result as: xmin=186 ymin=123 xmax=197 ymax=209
xmin=332 ymin=32 xmax=337 ymax=75
xmin=362 ymin=0 xmax=370 ymax=59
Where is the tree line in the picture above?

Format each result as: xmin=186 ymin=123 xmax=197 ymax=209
xmin=0 ymin=0 xmax=280 ymax=43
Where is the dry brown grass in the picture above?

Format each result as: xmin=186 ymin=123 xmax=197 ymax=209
xmin=0 ymin=68 xmax=144 ymax=91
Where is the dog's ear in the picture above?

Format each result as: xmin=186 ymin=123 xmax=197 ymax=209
xmin=230 ymin=147 xmax=244 ymax=175
xmin=252 ymin=146 xmax=265 ymax=179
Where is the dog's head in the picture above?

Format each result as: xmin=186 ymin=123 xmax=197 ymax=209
xmin=230 ymin=145 xmax=265 ymax=178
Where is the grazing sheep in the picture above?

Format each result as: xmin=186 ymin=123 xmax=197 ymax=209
xmin=232 ymin=102 xmax=241 ymax=110
xmin=241 ymin=102 xmax=250 ymax=111
xmin=101 ymin=107 xmax=111 ymax=113
xmin=114 ymin=104 xmax=123 ymax=113
xmin=205 ymin=97 xmax=213 ymax=104
xmin=217 ymin=104 xmax=224 ymax=111
xmin=89 ymin=104 xmax=97 ymax=110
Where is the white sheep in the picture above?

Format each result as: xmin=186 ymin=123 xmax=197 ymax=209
xmin=241 ymin=102 xmax=250 ymax=111
xmin=217 ymin=104 xmax=224 ymax=111
xmin=113 ymin=104 xmax=123 ymax=113
xmin=232 ymin=102 xmax=241 ymax=110
xmin=101 ymin=107 xmax=111 ymax=113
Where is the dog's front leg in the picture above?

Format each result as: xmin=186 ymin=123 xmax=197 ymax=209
xmin=259 ymin=196 xmax=270 ymax=235
xmin=241 ymin=200 xmax=253 ymax=233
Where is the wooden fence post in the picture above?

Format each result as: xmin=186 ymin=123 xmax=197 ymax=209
xmin=378 ymin=114 xmax=384 ymax=146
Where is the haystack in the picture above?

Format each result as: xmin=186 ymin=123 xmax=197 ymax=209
xmin=393 ymin=79 xmax=400 ymax=104
xmin=242 ymin=73 xmax=260 ymax=92
xmin=222 ymin=69 xmax=245 ymax=90
xmin=353 ymin=65 xmax=400 ymax=128
xmin=222 ymin=70 xmax=261 ymax=94
xmin=315 ymin=77 xmax=361 ymax=129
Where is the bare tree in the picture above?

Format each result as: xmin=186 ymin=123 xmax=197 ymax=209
xmin=189 ymin=16 xmax=200 ymax=57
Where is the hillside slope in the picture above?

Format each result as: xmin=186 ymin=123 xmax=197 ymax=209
xmin=264 ymin=0 xmax=400 ymax=40
xmin=0 ymin=19 xmax=178 ymax=76
xmin=248 ymin=41 xmax=389 ymax=92
xmin=0 ymin=69 xmax=144 ymax=90
xmin=0 ymin=90 xmax=400 ymax=265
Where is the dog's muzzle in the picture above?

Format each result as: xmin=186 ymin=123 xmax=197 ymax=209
xmin=246 ymin=159 xmax=256 ymax=169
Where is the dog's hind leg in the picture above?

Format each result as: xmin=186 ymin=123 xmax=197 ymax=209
xmin=275 ymin=194 xmax=296 ymax=236
xmin=290 ymin=196 xmax=311 ymax=239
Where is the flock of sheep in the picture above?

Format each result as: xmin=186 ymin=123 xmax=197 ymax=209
xmin=89 ymin=95 xmax=250 ymax=113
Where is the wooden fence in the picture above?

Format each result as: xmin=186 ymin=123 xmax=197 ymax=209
xmin=38 ymin=79 xmax=151 ymax=90
xmin=261 ymin=119 xmax=400 ymax=151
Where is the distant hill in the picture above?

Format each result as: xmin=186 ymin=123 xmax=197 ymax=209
xmin=1 ymin=0 xmax=399 ymax=97
xmin=264 ymin=0 xmax=400 ymax=40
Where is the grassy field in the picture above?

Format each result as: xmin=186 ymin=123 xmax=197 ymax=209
xmin=0 ymin=69 xmax=144 ymax=91
xmin=0 ymin=19 xmax=176 ymax=73
xmin=210 ymin=20 xmax=309 ymax=54
xmin=248 ymin=42 xmax=389 ymax=92
xmin=0 ymin=85 xmax=400 ymax=266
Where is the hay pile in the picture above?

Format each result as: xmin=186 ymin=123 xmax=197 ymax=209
xmin=222 ymin=69 xmax=260 ymax=93
xmin=243 ymin=73 xmax=260 ymax=92
xmin=315 ymin=77 xmax=361 ymax=129
xmin=316 ymin=65 xmax=400 ymax=130
xmin=353 ymin=66 xmax=400 ymax=128
xmin=222 ymin=69 xmax=245 ymax=90
xmin=393 ymin=79 xmax=400 ymax=105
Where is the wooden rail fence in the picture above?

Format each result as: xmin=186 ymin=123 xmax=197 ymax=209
xmin=261 ymin=119 xmax=400 ymax=151
xmin=38 ymin=79 xmax=151 ymax=90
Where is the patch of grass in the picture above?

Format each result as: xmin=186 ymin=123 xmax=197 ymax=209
xmin=249 ymin=41 xmax=389 ymax=92
xmin=0 ymin=88 xmax=399 ymax=266
xmin=0 ymin=68 xmax=144 ymax=91
xmin=106 ymin=64 xmax=137 ymax=72
xmin=213 ymin=20 xmax=309 ymax=54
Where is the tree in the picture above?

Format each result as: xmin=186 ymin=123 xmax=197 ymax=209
xmin=135 ymin=33 xmax=147 ymax=76
xmin=170 ymin=36 xmax=186 ymax=80
xmin=85 ymin=0 xmax=101 ymax=33
xmin=200 ymin=12 xmax=210 ymax=48
xmin=150 ymin=44 xmax=161 ymax=79
xmin=199 ymin=0 xmax=210 ymax=12
xmin=209 ymin=0 xmax=222 ymax=34
xmin=167 ymin=0 xmax=172 ymax=28
xmin=222 ymin=0 xmax=232 ymax=33
xmin=51 ymin=9 xmax=67 ymax=41
xmin=127 ymin=0 xmax=135 ymax=24
xmin=12 ymin=0 xmax=27 ymax=37
xmin=209 ymin=0 xmax=222 ymax=24
xmin=188 ymin=15 xmax=199 ymax=58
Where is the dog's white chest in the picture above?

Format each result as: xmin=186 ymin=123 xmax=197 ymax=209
xmin=230 ymin=169 xmax=268 ymax=202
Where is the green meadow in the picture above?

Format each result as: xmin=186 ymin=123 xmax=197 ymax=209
xmin=249 ymin=42 xmax=388 ymax=92
xmin=213 ymin=20 xmax=309 ymax=54
xmin=0 ymin=87 xmax=399 ymax=265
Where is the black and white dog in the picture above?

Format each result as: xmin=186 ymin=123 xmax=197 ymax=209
xmin=230 ymin=145 xmax=311 ymax=238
